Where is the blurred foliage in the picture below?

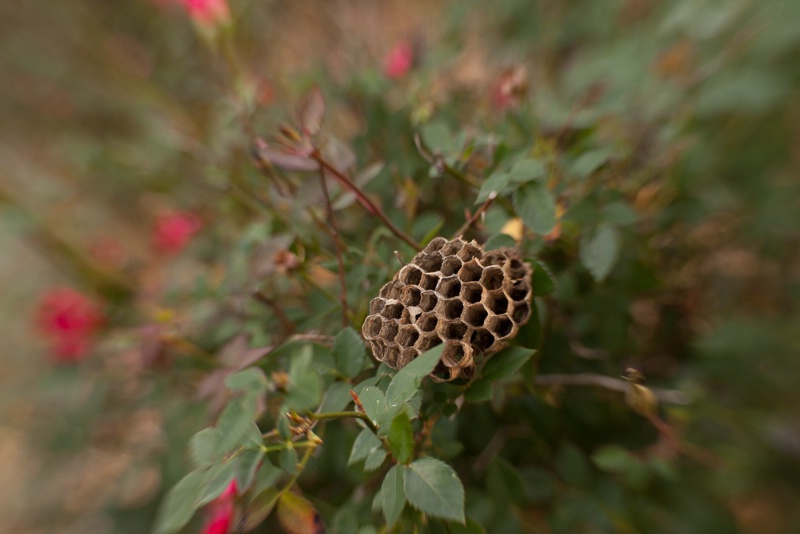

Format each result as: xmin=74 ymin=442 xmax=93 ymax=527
xmin=2 ymin=0 xmax=800 ymax=532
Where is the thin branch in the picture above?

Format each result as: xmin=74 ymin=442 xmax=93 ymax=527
xmin=317 ymin=166 xmax=350 ymax=327
xmin=309 ymin=410 xmax=380 ymax=434
xmin=310 ymin=150 xmax=421 ymax=251
xmin=535 ymin=373 xmax=691 ymax=405
xmin=453 ymin=192 xmax=497 ymax=239
xmin=252 ymin=290 xmax=294 ymax=336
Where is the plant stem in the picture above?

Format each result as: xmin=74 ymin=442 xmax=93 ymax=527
xmin=262 ymin=440 xmax=318 ymax=454
xmin=309 ymin=410 xmax=379 ymax=434
xmin=535 ymin=373 xmax=691 ymax=405
xmin=453 ymin=192 xmax=497 ymax=239
xmin=310 ymin=151 xmax=421 ymax=251
xmin=317 ymin=167 xmax=350 ymax=327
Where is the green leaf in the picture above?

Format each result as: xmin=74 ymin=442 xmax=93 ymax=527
xmin=364 ymin=447 xmax=388 ymax=472
xmin=236 ymin=448 xmax=266 ymax=491
xmin=484 ymin=233 xmax=518 ymax=251
xmin=348 ymin=428 xmax=383 ymax=466
xmin=217 ymin=395 xmax=258 ymax=452
xmin=403 ymin=457 xmax=465 ymax=524
xmin=285 ymin=345 xmax=323 ymax=411
xmin=421 ymin=122 xmax=455 ymax=154
xmin=571 ymin=148 xmax=612 ymax=178
xmin=278 ymin=447 xmax=299 ymax=475
xmin=464 ymin=379 xmax=493 ymax=403
xmin=602 ymin=202 xmax=638 ymax=226
xmin=357 ymin=386 xmax=386 ymax=425
xmin=381 ymin=465 xmax=406 ymax=527
xmin=240 ymin=487 xmax=280 ymax=532
xmin=387 ymin=411 xmax=414 ymax=464
xmin=318 ymin=381 xmax=353 ymax=413
xmin=591 ymin=445 xmax=637 ymax=473
xmin=476 ymin=171 xmax=512 ymax=203
xmin=189 ymin=428 xmax=221 ymax=469
xmin=333 ymin=327 xmax=367 ymax=378
xmin=384 ymin=345 xmax=444 ymax=410
xmin=199 ymin=459 xmax=238 ymax=506
xmin=579 ymin=223 xmax=620 ymax=282
xmin=506 ymin=158 xmax=546 ymax=184
xmin=556 ymin=443 xmax=589 ymax=487
xmin=513 ymin=181 xmax=556 ymax=235
xmin=486 ymin=457 xmax=527 ymax=505
xmin=225 ymin=368 xmax=268 ymax=394
xmin=531 ymin=260 xmax=555 ymax=296
xmin=481 ymin=347 xmax=536 ymax=382
xmin=153 ymin=470 xmax=207 ymax=534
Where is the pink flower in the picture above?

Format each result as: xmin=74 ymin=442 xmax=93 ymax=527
xmin=36 ymin=287 xmax=104 ymax=363
xmin=201 ymin=481 xmax=237 ymax=534
xmin=383 ymin=41 xmax=414 ymax=79
xmin=183 ymin=0 xmax=230 ymax=28
xmin=153 ymin=211 xmax=202 ymax=255
xmin=491 ymin=66 xmax=528 ymax=112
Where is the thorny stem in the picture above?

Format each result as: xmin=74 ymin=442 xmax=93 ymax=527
xmin=535 ymin=373 xmax=691 ymax=405
xmin=310 ymin=151 xmax=421 ymax=251
xmin=316 ymin=166 xmax=350 ymax=327
xmin=261 ymin=440 xmax=319 ymax=454
xmin=453 ymin=192 xmax=497 ymax=239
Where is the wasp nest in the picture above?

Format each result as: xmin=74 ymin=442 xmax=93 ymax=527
xmin=362 ymin=237 xmax=533 ymax=381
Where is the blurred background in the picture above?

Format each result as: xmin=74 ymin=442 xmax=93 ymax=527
xmin=2 ymin=0 xmax=800 ymax=532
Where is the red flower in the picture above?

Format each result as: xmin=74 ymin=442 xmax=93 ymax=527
xmin=201 ymin=481 xmax=237 ymax=534
xmin=383 ymin=41 xmax=414 ymax=79
xmin=153 ymin=211 xmax=202 ymax=255
xmin=36 ymin=287 xmax=104 ymax=363
xmin=183 ymin=0 xmax=230 ymax=27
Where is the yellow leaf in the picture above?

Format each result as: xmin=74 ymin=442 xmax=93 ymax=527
xmin=500 ymin=218 xmax=525 ymax=241
xmin=277 ymin=492 xmax=324 ymax=534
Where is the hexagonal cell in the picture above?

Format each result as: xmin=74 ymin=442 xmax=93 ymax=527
xmin=457 ymin=242 xmax=482 ymax=261
xmin=439 ymin=298 xmax=464 ymax=320
xmin=437 ymin=277 xmax=462 ymax=299
xmin=440 ymin=256 xmax=463 ymax=276
xmin=481 ymin=265 xmax=504 ymax=290
xmin=401 ymin=286 xmax=422 ymax=307
xmin=400 ymin=306 xmax=422 ymax=325
xmin=431 ymin=361 xmax=455 ymax=382
xmin=483 ymin=250 xmax=508 ymax=267
xmin=469 ymin=328 xmax=496 ymax=352
xmin=423 ymin=236 xmax=448 ymax=254
xmin=380 ymin=280 xmax=404 ymax=299
xmin=462 ymin=281 xmax=483 ymax=304
xmin=511 ymin=301 xmax=531 ymax=323
xmin=417 ymin=312 xmax=439 ymax=333
xmin=486 ymin=314 xmax=514 ymax=338
xmin=419 ymin=290 xmax=438 ymax=312
xmin=485 ymin=289 xmax=509 ymax=315
xmin=381 ymin=301 xmax=404 ymax=320
xmin=420 ymin=272 xmax=440 ymax=291
xmin=379 ymin=322 xmax=399 ymax=343
xmin=463 ymin=303 xmax=488 ymax=327
xmin=363 ymin=315 xmax=383 ymax=339
xmin=396 ymin=326 xmax=420 ymax=347
xmin=439 ymin=320 xmax=468 ymax=341
xmin=504 ymin=279 xmax=530 ymax=302
xmin=415 ymin=333 xmax=443 ymax=352
xmin=416 ymin=253 xmax=444 ymax=273
xmin=458 ymin=259 xmax=482 ymax=282
xmin=369 ymin=297 xmax=386 ymax=315
xmin=441 ymin=238 xmax=465 ymax=256
xmin=399 ymin=265 xmax=423 ymax=286
xmin=441 ymin=341 xmax=473 ymax=368
xmin=383 ymin=343 xmax=401 ymax=366
xmin=397 ymin=347 xmax=418 ymax=368
xmin=369 ymin=339 xmax=384 ymax=358
xmin=507 ymin=257 xmax=528 ymax=279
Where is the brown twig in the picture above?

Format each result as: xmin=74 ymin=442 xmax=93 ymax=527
xmin=253 ymin=290 xmax=294 ymax=336
xmin=310 ymin=150 xmax=421 ymax=251
xmin=535 ymin=373 xmax=691 ymax=405
xmin=453 ymin=192 xmax=497 ymax=239
xmin=317 ymin=166 xmax=350 ymax=327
